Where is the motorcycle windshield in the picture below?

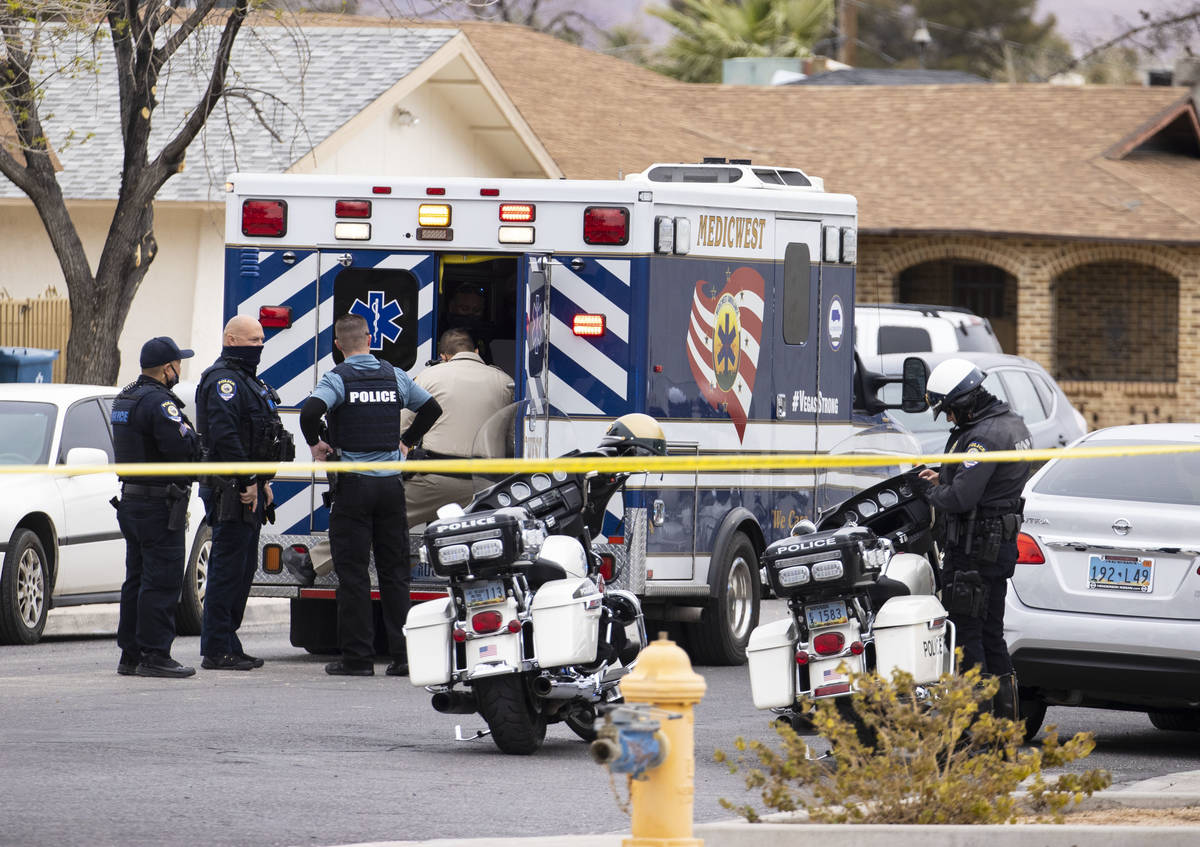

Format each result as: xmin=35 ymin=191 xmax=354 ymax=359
xmin=468 ymin=400 xmax=581 ymax=494
xmin=815 ymin=421 xmax=923 ymax=520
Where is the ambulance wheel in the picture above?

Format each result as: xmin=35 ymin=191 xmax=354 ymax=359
xmin=686 ymin=532 xmax=759 ymax=666
xmin=176 ymin=524 xmax=210 ymax=637
xmin=474 ymin=674 xmax=546 ymax=755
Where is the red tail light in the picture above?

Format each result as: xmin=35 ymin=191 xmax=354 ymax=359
xmin=598 ymin=554 xmax=615 ymax=581
xmin=795 ymin=650 xmax=810 ymax=665
xmin=335 ymin=199 xmax=371 ymax=218
xmin=259 ymin=305 xmax=292 ymax=329
xmin=499 ymin=203 xmax=535 ymax=222
xmin=506 ymin=619 xmax=522 ymax=633
xmin=583 ymin=206 xmax=629 ymax=245
xmin=1016 ymin=532 xmax=1045 ymax=564
xmin=452 ymin=627 xmax=467 ymax=643
xmin=471 ymin=611 xmax=504 ymax=633
xmin=813 ymin=632 xmax=845 ymax=656
xmin=849 ymin=640 xmax=865 ymax=655
xmin=572 ymin=314 xmax=605 ymax=337
xmin=242 ymin=199 xmax=286 ymax=237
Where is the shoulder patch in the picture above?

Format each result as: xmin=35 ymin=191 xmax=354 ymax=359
xmin=962 ymin=440 xmax=987 ymax=469
xmin=217 ymin=378 xmax=237 ymax=401
xmin=160 ymin=401 xmax=182 ymax=422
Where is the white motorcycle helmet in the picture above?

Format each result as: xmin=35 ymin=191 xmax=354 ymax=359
xmin=925 ymin=358 xmax=986 ymax=420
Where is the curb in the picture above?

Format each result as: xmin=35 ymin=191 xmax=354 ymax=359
xmin=693 ymin=821 xmax=1200 ymax=846
xmin=44 ymin=597 xmax=290 ymax=638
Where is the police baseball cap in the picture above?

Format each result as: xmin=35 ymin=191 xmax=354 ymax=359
xmin=140 ymin=336 xmax=194 ymax=368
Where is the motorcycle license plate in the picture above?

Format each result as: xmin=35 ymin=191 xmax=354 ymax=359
xmin=463 ymin=579 xmax=506 ymax=607
xmin=1088 ymin=554 xmax=1154 ymax=593
xmin=805 ymin=600 xmax=849 ymax=629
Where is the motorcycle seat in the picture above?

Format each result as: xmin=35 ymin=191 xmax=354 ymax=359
xmin=867 ymin=575 xmax=910 ymax=608
xmin=518 ymin=560 xmax=569 ymax=590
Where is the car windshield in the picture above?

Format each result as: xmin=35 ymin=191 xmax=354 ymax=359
xmin=1033 ymin=441 xmax=1200 ymax=505
xmin=956 ymin=322 xmax=999 ymax=352
xmin=0 ymin=401 xmax=56 ymax=465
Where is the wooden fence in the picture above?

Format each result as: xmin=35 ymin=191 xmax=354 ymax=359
xmin=0 ymin=291 xmax=69 ymax=383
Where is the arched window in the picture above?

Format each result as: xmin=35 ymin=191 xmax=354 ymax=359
xmin=898 ymin=259 xmax=1017 ymax=353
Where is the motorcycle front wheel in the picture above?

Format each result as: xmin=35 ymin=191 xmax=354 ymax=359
xmin=474 ymin=674 xmax=547 ymax=755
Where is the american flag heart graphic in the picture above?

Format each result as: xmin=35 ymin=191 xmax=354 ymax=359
xmin=686 ymin=266 xmax=765 ymax=441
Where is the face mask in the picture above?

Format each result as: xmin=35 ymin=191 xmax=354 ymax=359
xmin=163 ymin=365 xmax=180 ymax=390
xmin=223 ymin=345 xmax=263 ymax=369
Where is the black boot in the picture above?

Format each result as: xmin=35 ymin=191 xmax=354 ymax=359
xmin=993 ymin=672 xmax=1019 ymax=722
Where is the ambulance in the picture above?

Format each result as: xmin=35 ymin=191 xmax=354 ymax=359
xmin=222 ymin=158 xmax=914 ymax=665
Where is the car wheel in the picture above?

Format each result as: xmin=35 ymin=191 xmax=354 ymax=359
xmin=176 ymin=524 xmax=210 ymax=637
xmin=686 ymin=532 xmax=760 ymax=666
xmin=1148 ymin=710 xmax=1200 ymax=732
xmin=0 ymin=529 xmax=50 ymax=645
xmin=1019 ymin=689 xmax=1047 ymax=742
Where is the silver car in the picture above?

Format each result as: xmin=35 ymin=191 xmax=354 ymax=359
xmin=1005 ymin=424 xmax=1200 ymax=738
xmin=875 ymin=351 xmax=1087 ymax=454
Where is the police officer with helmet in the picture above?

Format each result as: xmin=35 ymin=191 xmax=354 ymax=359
xmin=912 ymin=357 xmax=1032 ymax=719
xmin=195 ymin=315 xmax=295 ymax=671
xmin=112 ymin=336 xmax=202 ymax=678
xmin=299 ymin=313 xmax=442 ymax=676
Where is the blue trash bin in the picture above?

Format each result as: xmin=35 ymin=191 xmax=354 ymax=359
xmin=0 ymin=347 xmax=60 ymax=383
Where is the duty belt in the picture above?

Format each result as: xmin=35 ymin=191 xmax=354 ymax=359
xmin=121 ymin=483 xmax=171 ymax=497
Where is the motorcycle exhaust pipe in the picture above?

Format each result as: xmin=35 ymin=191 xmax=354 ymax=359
xmin=431 ymin=691 xmax=477 ymax=715
xmin=532 ymin=675 xmax=597 ymax=700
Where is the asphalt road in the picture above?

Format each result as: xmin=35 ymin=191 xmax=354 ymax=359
xmin=1 ymin=604 xmax=1198 ymax=847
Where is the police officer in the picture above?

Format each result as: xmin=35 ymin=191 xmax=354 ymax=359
xmin=112 ymin=336 xmax=201 ymax=678
xmin=403 ymin=327 xmax=514 ymax=526
xmin=195 ymin=315 xmax=293 ymax=671
xmin=913 ymin=358 xmax=1032 ymax=719
xmin=299 ymin=313 xmax=442 ymax=676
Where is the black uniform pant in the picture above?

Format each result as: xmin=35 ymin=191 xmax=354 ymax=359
xmin=116 ymin=495 xmax=185 ymax=657
xmin=199 ymin=485 xmax=263 ymax=658
xmin=328 ymin=473 xmax=411 ymax=664
xmin=944 ymin=543 xmax=1017 ymax=676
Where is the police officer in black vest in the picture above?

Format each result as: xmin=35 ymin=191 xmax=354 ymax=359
xmin=299 ymin=313 xmax=442 ymax=676
xmin=913 ymin=358 xmax=1032 ymax=720
xmin=195 ymin=315 xmax=294 ymax=671
xmin=112 ymin=336 xmax=201 ymax=678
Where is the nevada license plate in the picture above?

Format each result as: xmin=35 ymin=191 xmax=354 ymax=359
xmin=1088 ymin=554 xmax=1154 ymax=592
xmin=805 ymin=600 xmax=849 ymax=629
xmin=463 ymin=579 xmax=506 ymax=607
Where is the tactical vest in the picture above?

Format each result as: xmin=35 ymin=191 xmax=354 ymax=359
xmin=196 ymin=360 xmax=283 ymax=461
xmin=111 ymin=379 xmax=192 ymax=486
xmin=327 ymin=360 xmax=403 ymax=452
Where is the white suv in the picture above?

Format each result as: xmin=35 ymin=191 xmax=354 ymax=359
xmin=856 ymin=304 xmax=1003 ymax=370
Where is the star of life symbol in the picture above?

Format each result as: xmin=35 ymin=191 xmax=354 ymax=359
xmin=349 ymin=291 xmax=403 ymax=350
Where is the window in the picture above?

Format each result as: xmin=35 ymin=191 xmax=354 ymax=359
xmin=0 ymin=401 xmax=56 ymax=465
xmin=1000 ymin=371 xmax=1048 ymax=424
xmin=1034 ymin=443 xmax=1200 ymax=505
xmin=782 ymin=242 xmax=811 ymax=345
xmin=332 ymin=267 xmax=421 ymax=370
xmin=878 ymin=326 xmax=932 ymax=354
xmin=59 ymin=399 xmax=114 ymax=463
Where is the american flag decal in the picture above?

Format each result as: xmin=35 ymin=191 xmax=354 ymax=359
xmin=478 ymin=643 xmax=498 ymax=659
xmin=686 ymin=267 xmax=765 ymax=441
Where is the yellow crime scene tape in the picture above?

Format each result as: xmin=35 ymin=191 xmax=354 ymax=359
xmin=2 ymin=441 xmax=1199 ymax=478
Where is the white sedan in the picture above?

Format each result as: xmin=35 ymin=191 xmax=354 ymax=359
xmin=1006 ymin=423 xmax=1200 ymax=738
xmin=0 ymin=384 xmax=209 ymax=644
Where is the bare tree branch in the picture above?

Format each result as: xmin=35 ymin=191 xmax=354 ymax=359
xmin=1047 ymin=10 xmax=1200 ymax=80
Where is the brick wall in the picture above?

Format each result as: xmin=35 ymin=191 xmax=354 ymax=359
xmin=857 ymin=233 xmax=1200 ymax=428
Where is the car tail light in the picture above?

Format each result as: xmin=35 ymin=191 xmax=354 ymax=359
xmin=1016 ymin=532 xmax=1045 ymax=564
xmin=583 ymin=206 xmax=629 ymax=245
xmin=335 ymin=199 xmax=371 ymax=218
xmin=813 ymin=632 xmax=845 ymax=656
xmin=795 ymin=650 xmax=810 ymax=665
xmin=499 ymin=203 xmax=534 ymax=222
xmin=242 ymin=199 xmax=286 ymax=237
xmin=572 ymin=314 xmax=605 ymax=337
xmin=471 ymin=611 xmax=504 ymax=633
xmin=259 ymin=306 xmax=292 ymax=329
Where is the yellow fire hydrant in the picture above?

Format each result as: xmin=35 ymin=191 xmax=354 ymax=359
xmin=620 ymin=632 xmax=707 ymax=847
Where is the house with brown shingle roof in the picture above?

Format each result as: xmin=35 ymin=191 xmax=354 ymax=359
xmin=4 ymin=14 xmax=1199 ymax=426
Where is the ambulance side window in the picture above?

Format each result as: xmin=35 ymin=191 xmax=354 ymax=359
xmin=331 ymin=268 xmax=420 ymax=370
xmin=782 ymin=242 xmax=811 ymax=345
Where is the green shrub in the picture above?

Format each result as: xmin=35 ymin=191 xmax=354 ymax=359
xmin=715 ymin=660 xmax=1111 ymax=824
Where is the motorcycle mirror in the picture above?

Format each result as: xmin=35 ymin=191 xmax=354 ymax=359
xmin=436 ymin=503 xmax=466 ymax=520
xmin=901 ymin=356 xmax=930 ymax=414
xmin=791 ymin=519 xmax=817 ymax=536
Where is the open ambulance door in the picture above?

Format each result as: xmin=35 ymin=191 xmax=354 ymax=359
xmin=520 ymin=254 xmax=552 ymax=459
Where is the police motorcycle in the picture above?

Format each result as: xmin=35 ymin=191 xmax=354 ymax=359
xmin=747 ymin=368 xmax=954 ymax=734
xmin=402 ymin=410 xmax=664 ymax=756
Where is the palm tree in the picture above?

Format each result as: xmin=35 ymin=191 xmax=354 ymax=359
xmin=651 ymin=0 xmax=834 ymax=83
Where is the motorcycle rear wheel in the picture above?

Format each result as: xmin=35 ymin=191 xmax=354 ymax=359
xmin=564 ymin=703 xmax=599 ymax=742
xmin=474 ymin=674 xmax=547 ymax=755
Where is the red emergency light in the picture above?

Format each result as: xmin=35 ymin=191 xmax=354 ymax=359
xmin=372 ymin=186 xmax=392 ymax=195
xmin=572 ymin=314 xmax=605 ymax=337
xmin=583 ymin=206 xmax=629 ymax=245
xmin=335 ymin=199 xmax=371 ymax=218
xmin=259 ymin=305 xmax=292 ymax=329
xmin=480 ymin=188 xmax=500 ymax=197
xmin=499 ymin=203 xmax=535 ymax=223
xmin=242 ymin=199 xmax=286 ymax=237
xmin=426 ymin=187 xmax=446 ymax=196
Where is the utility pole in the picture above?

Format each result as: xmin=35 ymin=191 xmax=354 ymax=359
xmin=838 ymin=0 xmax=858 ymax=66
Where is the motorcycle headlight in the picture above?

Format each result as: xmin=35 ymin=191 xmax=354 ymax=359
xmin=438 ymin=544 xmax=470 ymax=566
xmin=811 ymin=560 xmax=845 ymax=582
xmin=471 ymin=539 xmax=504 ymax=560
xmin=777 ymin=565 xmax=811 ymax=587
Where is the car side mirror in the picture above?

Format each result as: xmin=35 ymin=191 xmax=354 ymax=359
xmin=901 ymin=356 xmax=930 ymax=414
xmin=64 ymin=446 xmax=110 ymax=474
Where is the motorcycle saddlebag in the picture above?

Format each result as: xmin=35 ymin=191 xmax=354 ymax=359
xmin=763 ymin=525 xmax=883 ymax=600
xmin=402 ymin=596 xmax=455 ymax=686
